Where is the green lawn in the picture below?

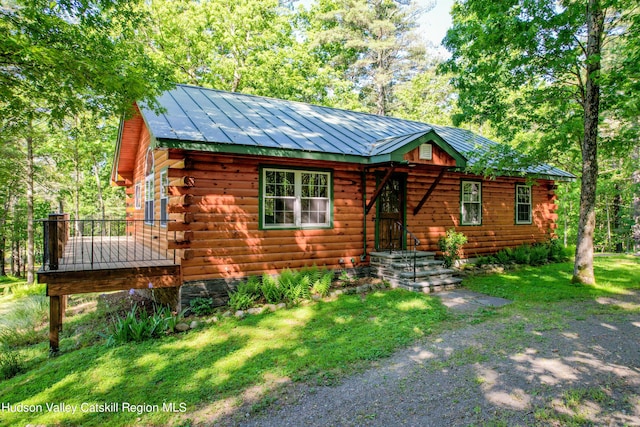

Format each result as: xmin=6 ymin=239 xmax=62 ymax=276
xmin=0 ymin=289 xmax=447 ymax=426
xmin=0 ymin=255 xmax=638 ymax=426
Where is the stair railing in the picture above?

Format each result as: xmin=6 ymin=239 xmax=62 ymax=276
xmin=394 ymin=221 xmax=420 ymax=282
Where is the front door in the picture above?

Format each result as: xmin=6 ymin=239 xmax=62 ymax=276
xmin=375 ymin=174 xmax=406 ymax=251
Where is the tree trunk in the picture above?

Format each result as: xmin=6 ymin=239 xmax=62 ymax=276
xmin=26 ymin=132 xmax=35 ymax=285
xmin=572 ymin=0 xmax=603 ymax=285
xmin=93 ymin=160 xmax=106 ymax=220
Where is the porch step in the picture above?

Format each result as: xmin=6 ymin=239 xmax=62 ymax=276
xmin=397 ymin=277 xmax=464 ymax=293
xmin=370 ymin=250 xmax=462 ymax=294
xmin=369 ymin=251 xmax=436 ymax=261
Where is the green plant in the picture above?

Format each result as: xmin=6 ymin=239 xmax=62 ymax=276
xmin=189 ymin=297 xmax=215 ymax=316
xmin=512 ymin=244 xmax=532 ymax=264
xmin=0 ymin=295 xmax=49 ymax=347
xmin=312 ymin=272 xmax=333 ymax=297
xmin=106 ymin=304 xmax=179 ymax=346
xmin=494 ymin=248 xmax=513 ymax=265
xmin=529 ymin=244 xmax=550 ymax=265
xmin=438 ymin=229 xmax=468 ymax=268
xmin=228 ymin=289 xmax=256 ymax=311
xmin=0 ymin=347 xmax=23 ymax=380
xmin=261 ymin=273 xmax=283 ymax=304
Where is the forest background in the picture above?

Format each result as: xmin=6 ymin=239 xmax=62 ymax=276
xmin=1 ymin=0 xmax=638 ymax=285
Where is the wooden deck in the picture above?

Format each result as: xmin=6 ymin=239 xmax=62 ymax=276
xmin=37 ymin=234 xmax=182 ymax=353
xmin=44 ymin=235 xmax=176 ymax=272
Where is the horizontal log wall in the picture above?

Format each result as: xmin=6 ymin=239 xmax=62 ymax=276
xmin=168 ymin=152 xmax=366 ymax=282
xmin=118 ymin=118 xmax=558 ymax=283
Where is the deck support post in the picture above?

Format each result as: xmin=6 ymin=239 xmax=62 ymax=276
xmin=49 ymin=295 xmax=63 ymax=354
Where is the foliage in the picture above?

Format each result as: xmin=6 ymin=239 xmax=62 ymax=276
xmin=189 ymin=297 xmax=215 ymax=317
xmin=106 ymin=304 xmax=179 ymax=346
xmin=306 ymin=0 xmax=427 ymax=114
xmin=438 ymin=229 xmax=468 ymax=268
xmin=228 ymin=285 xmax=257 ymax=311
xmin=0 ymin=347 xmax=23 ymax=381
xmin=476 ymin=240 xmax=571 ymax=268
xmin=0 ymin=294 xmax=48 ymax=347
xmin=442 ymin=0 xmax=640 ymax=284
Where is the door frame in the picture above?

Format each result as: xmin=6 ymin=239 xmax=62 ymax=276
xmin=374 ymin=172 xmax=407 ymax=251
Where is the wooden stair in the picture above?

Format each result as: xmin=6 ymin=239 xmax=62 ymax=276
xmin=369 ymin=251 xmax=462 ymax=293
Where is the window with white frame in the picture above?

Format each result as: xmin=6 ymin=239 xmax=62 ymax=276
xmin=262 ymin=168 xmax=331 ymax=229
xmin=461 ymin=180 xmax=482 ymax=225
xmin=160 ymin=169 xmax=169 ymax=226
xmin=515 ymin=184 xmax=532 ymax=224
xmin=134 ymin=182 xmax=141 ymax=210
xmin=144 ymin=149 xmax=154 ymax=224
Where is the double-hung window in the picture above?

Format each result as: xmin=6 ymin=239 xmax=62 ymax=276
xmin=461 ymin=180 xmax=482 ymax=225
xmin=262 ymin=168 xmax=332 ymax=229
xmin=160 ymin=169 xmax=169 ymax=227
xmin=144 ymin=149 xmax=154 ymax=224
xmin=515 ymin=184 xmax=532 ymax=224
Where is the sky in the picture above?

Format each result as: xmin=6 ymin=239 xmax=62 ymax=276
xmin=418 ymin=0 xmax=455 ymax=46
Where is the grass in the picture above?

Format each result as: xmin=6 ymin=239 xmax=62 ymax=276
xmin=0 ymin=255 xmax=638 ymax=426
xmin=463 ymin=256 xmax=639 ymax=305
xmin=0 ymin=290 xmax=447 ymax=426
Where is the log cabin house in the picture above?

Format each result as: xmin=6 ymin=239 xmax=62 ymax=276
xmin=108 ymin=84 xmax=574 ymax=309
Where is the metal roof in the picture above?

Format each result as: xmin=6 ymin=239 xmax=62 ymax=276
xmin=138 ymin=84 xmax=574 ymax=180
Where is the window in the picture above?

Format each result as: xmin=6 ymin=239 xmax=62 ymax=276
xmin=516 ymin=184 xmax=532 ymax=224
xmin=160 ymin=169 xmax=169 ymax=227
xmin=134 ymin=182 xmax=141 ymax=210
xmin=461 ymin=180 xmax=482 ymax=225
xmin=144 ymin=149 xmax=154 ymax=224
xmin=262 ymin=168 xmax=331 ymax=229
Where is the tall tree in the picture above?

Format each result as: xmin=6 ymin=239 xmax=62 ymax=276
xmin=1 ymin=0 xmax=172 ymax=282
xmin=443 ymin=0 xmax=640 ymax=284
xmin=307 ymin=0 xmax=426 ymax=115
xmin=147 ymin=0 xmax=331 ymax=103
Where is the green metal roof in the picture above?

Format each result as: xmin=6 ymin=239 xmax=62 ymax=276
xmin=135 ymin=84 xmax=575 ymax=180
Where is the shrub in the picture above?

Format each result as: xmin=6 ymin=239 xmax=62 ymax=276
xmin=512 ymin=245 xmax=532 ymax=264
xmin=529 ymin=244 xmax=550 ymax=265
xmin=189 ymin=297 xmax=215 ymax=316
xmin=228 ymin=290 xmax=256 ymax=311
xmin=106 ymin=304 xmax=178 ymax=346
xmin=494 ymin=248 xmax=513 ymax=265
xmin=547 ymin=239 xmax=571 ymax=262
xmin=438 ymin=229 xmax=468 ymax=268
xmin=475 ymin=254 xmax=497 ymax=267
xmin=0 ymin=348 xmax=23 ymax=380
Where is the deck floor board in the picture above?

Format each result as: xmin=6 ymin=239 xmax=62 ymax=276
xmin=49 ymin=236 xmax=176 ymax=273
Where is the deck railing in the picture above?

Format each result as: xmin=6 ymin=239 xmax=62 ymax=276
xmin=40 ymin=214 xmax=176 ymax=271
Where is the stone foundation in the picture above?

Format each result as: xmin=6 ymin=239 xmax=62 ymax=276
xmin=179 ymin=266 xmax=371 ymax=310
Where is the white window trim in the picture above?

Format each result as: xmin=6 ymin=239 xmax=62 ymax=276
xmin=134 ymin=182 xmax=141 ymax=210
xmin=160 ymin=169 xmax=169 ymax=227
xmin=262 ymin=167 xmax=332 ymax=229
xmin=515 ymin=184 xmax=532 ymax=225
xmin=144 ymin=149 xmax=154 ymax=225
xmin=461 ymin=180 xmax=482 ymax=226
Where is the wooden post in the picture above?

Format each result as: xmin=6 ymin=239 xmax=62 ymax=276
xmin=49 ymin=295 xmax=61 ymax=354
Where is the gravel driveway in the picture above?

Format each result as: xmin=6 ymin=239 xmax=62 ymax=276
xmin=218 ymin=290 xmax=640 ymax=426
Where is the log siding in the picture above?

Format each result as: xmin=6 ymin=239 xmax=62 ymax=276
xmin=118 ymin=119 xmax=559 ymax=284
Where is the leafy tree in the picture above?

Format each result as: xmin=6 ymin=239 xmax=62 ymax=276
xmin=306 ymin=0 xmax=427 ymax=115
xmin=147 ymin=0 xmax=332 ymax=103
xmin=443 ymin=0 xmax=640 ymax=284
xmin=1 ymin=0 xmax=173 ymax=283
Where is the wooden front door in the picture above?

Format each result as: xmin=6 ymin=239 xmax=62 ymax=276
xmin=376 ymin=174 xmax=406 ymax=251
